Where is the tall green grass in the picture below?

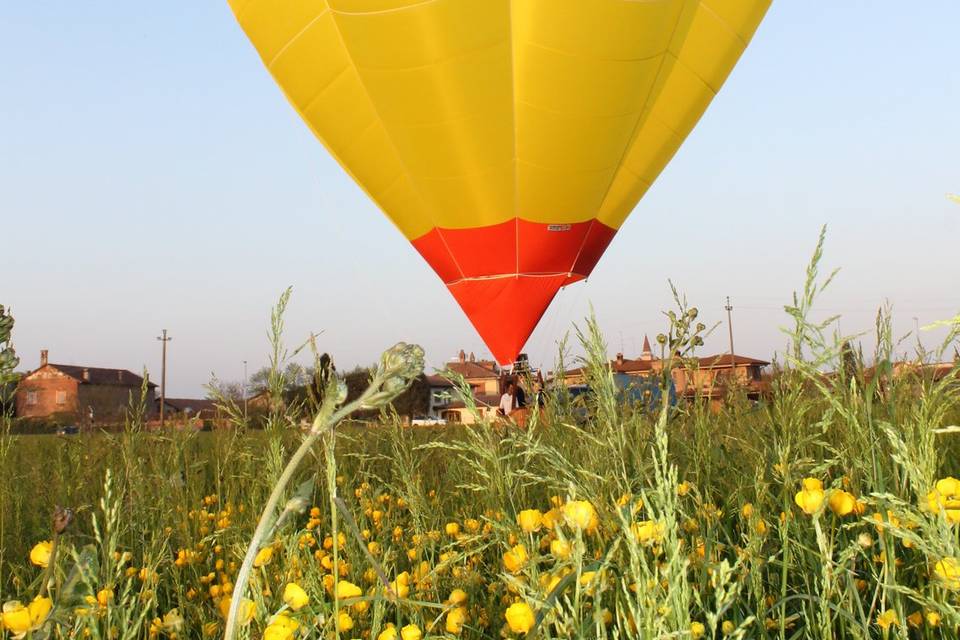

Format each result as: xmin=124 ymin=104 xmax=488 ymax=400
xmin=1 ymin=232 xmax=959 ymax=639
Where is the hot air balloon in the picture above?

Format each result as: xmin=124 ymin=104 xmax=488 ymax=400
xmin=228 ymin=0 xmax=770 ymax=365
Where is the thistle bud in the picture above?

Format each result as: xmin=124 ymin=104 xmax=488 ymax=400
xmin=53 ymin=506 xmax=74 ymax=535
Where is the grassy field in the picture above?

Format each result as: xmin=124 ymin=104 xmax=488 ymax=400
xmin=2 ymin=243 xmax=960 ymax=639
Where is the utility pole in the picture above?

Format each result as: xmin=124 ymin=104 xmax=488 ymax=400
xmin=157 ymin=329 xmax=172 ymax=427
xmin=725 ymin=297 xmax=735 ymax=359
xmin=243 ymin=360 xmax=248 ymax=421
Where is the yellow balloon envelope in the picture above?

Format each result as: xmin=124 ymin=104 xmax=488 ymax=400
xmin=229 ymin=0 xmax=770 ymax=364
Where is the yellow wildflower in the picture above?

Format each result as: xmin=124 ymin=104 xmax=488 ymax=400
xmin=876 ymin=609 xmax=897 ymax=630
xmin=337 ymin=611 xmax=354 ymax=632
xmin=1 ymin=596 xmax=53 ymax=636
xmin=503 ymin=544 xmax=528 ymax=574
xmin=550 ymin=538 xmax=571 ymax=559
xmin=446 ymin=606 xmax=468 ymax=634
xmin=335 ymin=580 xmax=362 ymax=600
xmin=400 ymin=623 xmax=422 ymax=640
xmin=517 ymin=509 xmax=543 ymax=533
xmin=934 ymin=557 xmax=960 ymax=590
xmin=217 ymin=596 xmax=254 ymax=625
xmin=562 ymin=500 xmax=598 ymax=532
xmin=253 ymin=546 xmax=274 ymax=567
xmin=794 ymin=478 xmax=825 ymax=515
xmin=828 ymin=490 xmax=857 ymax=517
xmin=377 ymin=624 xmax=398 ymax=640
xmin=505 ymin=602 xmax=535 ymax=634
xmin=282 ymin=582 xmax=309 ymax=610
xmin=29 ymin=542 xmax=52 ymax=568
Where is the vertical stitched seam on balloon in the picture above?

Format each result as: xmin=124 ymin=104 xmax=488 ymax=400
xmin=508 ymin=0 xmax=520 ymax=278
xmin=568 ymin=0 xmax=693 ymax=275
xmin=322 ymin=1 xmax=467 ymax=281
xmin=265 ymin=9 xmax=331 ymax=68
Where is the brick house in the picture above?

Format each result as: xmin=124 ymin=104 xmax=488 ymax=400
xmin=561 ymin=336 xmax=769 ymax=411
xmin=15 ymin=350 xmax=156 ymax=424
xmin=437 ymin=350 xmax=503 ymax=424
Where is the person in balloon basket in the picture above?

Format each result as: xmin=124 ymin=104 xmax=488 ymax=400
xmin=498 ymin=381 xmax=516 ymax=417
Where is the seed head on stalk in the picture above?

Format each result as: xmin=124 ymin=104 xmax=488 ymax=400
xmin=224 ymin=338 xmax=424 ymax=640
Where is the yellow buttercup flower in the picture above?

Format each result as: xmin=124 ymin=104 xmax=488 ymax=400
xmin=690 ymin=621 xmax=705 ymax=639
xmin=1 ymin=596 xmax=52 ymax=636
xmin=337 ymin=611 xmax=354 ymax=632
xmin=828 ymin=490 xmax=857 ymax=517
xmin=721 ymin=620 xmax=735 ymax=635
xmin=876 ymin=609 xmax=897 ymax=630
xmin=335 ymin=580 xmax=362 ymax=600
xmin=96 ymin=587 xmax=114 ymax=608
xmin=794 ymin=478 xmax=825 ymax=515
xmin=505 ymin=601 xmax=535 ymax=634
xmin=630 ymin=520 xmax=664 ymax=546
xmin=925 ymin=477 xmax=960 ymax=524
xmin=517 ymin=509 xmax=543 ymax=533
xmin=934 ymin=557 xmax=960 ymax=590
xmin=253 ymin=546 xmax=274 ymax=567
xmin=446 ymin=606 xmax=468 ymax=634
xmin=550 ymin=538 xmax=571 ymax=559
xmin=377 ymin=624 xmax=398 ymax=640
xmin=29 ymin=542 xmax=52 ymax=568
xmin=563 ymin=500 xmax=598 ymax=531
xmin=217 ymin=596 xmax=254 ymax=625
xmin=162 ymin=609 xmax=184 ymax=634
xmin=445 ymin=522 xmax=460 ymax=536
xmin=447 ymin=588 xmax=468 ymax=605
xmin=503 ymin=544 xmax=528 ymax=574
xmin=541 ymin=508 xmax=562 ymax=530
xmin=400 ymin=623 xmax=422 ymax=640
xmin=283 ymin=582 xmax=309 ymax=610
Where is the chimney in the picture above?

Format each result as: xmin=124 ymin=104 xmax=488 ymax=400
xmin=469 ymin=351 xmax=475 ymax=362
xmin=615 ymin=352 xmax=624 ymax=366
xmin=458 ymin=349 xmax=466 ymax=363
xmin=82 ymin=368 xmax=90 ymax=381
xmin=40 ymin=349 xmax=48 ymax=367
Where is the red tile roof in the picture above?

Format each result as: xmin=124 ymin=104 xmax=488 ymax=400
xmin=697 ymin=354 xmax=770 ymax=368
xmin=425 ymin=374 xmax=455 ymax=388
xmin=45 ymin=363 xmax=156 ymax=388
xmin=445 ymin=361 xmax=500 ymax=380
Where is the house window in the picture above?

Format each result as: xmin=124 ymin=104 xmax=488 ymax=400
xmin=26 ymin=391 xmax=38 ymax=406
xmin=56 ymin=390 xmax=67 ymax=405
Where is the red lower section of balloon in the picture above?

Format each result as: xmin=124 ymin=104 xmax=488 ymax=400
xmin=410 ymin=218 xmax=617 ymax=364
xmin=411 ymin=218 xmax=616 ymax=283
xmin=447 ymin=275 xmax=579 ymax=366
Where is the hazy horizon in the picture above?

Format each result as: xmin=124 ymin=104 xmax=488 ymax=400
xmin=3 ymin=2 xmax=958 ymax=397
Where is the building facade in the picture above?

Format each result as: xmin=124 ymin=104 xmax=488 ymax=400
xmin=560 ymin=336 xmax=769 ymax=411
xmin=15 ymin=350 xmax=156 ymax=424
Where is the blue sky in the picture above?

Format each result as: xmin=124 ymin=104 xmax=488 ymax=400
xmin=2 ymin=2 xmax=958 ymax=397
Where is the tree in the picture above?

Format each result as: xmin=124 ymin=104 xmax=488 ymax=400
xmin=0 ymin=305 xmax=19 ymax=419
